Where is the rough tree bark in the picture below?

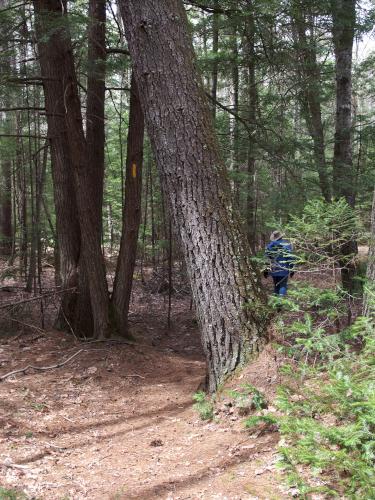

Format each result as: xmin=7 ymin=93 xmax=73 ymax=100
xmin=331 ymin=0 xmax=357 ymax=292
xmin=33 ymin=0 xmax=81 ymax=329
xmin=111 ymin=74 xmax=144 ymax=336
xmin=75 ymin=0 xmax=107 ymax=336
xmin=86 ymin=0 xmax=106 ymax=233
xmin=34 ymin=0 xmax=110 ymax=338
xmin=120 ymin=0 xmax=267 ymax=392
xmin=61 ymin=8 xmax=110 ymax=339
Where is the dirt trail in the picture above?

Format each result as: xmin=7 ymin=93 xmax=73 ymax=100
xmin=0 ymin=290 xmax=285 ymax=499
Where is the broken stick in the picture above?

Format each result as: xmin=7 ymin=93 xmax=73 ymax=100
xmin=0 ymin=349 xmax=84 ymax=382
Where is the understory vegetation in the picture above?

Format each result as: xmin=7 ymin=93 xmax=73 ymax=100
xmin=193 ymin=280 xmax=375 ymax=498
xmin=1 ymin=0 xmax=375 ymax=497
xmin=194 ymin=199 xmax=375 ymax=498
xmin=273 ymin=289 xmax=375 ymax=499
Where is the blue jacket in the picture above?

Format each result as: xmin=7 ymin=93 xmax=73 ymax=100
xmin=265 ymin=239 xmax=295 ymax=277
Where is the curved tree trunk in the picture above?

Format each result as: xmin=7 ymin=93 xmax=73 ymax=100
xmin=111 ymin=73 xmax=144 ymax=336
xmin=119 ymin=0 xmax=267 ymax=392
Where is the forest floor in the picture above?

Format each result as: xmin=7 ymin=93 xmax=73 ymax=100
xmin=0 ymin=268 xmax=293 ymax=500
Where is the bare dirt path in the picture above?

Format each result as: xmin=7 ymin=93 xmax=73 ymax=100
xmin=0 ymin=288 xmax=285 ymax=499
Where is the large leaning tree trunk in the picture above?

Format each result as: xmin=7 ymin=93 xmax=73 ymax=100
xmin=331 ymin=0 xmax=357 ymax=292
xmin=33 ymin=0 xmax=81 ymax=328
xmin=119 ymin=0 xmax=267 ymax=392
xmin=111 ymin=74 xmax=144 ymax=337
xmin=34 ymin=0 xmax=110 ymax=339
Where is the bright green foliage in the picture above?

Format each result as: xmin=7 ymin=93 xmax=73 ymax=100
xmin=285 ymin=198 xmax=362 ymax=270
xmin=245 ymin=414 xmax=278 ymax=428
xmin=193 ymin=391 xmax=214 ymax=421
xmin=275 ymin=315 xmax=375 ymax=498
xmin=227 ymin=383 xmax=268 ymax=411
xmin=240 ymin=278 xmax=375 ymax=497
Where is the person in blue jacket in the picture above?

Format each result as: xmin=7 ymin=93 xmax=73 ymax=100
xmin=264 ymin=230 xmax=295 ymax=296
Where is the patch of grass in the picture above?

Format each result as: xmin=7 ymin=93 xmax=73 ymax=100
xmin=193 ymin=391 xmax=214 ymax=420
xmin=30 ymin=402 xmax=47 ymax=412
xmin=227 ymin=383 xmax=268 ymax=414
xmin=244 ymin=414 xmax=278 ymax=429
xmin=0 ymin=487 xmax=26 ymax=500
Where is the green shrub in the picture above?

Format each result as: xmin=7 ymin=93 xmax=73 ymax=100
xmin=275 ymin=316 xmax=375 ymax=498
xmin=227 ymin=384 xmax=268 ymax=411
xmin=0 ymin=487 xmax=26 ymax=500
xmin=193 ymin=391 xmax=214 ymax=421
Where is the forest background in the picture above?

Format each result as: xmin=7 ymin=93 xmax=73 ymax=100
xmin=0 ymin=0 xmax=375 ymax=498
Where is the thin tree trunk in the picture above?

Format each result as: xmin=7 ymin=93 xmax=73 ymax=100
xmin=363 ymin=186 xmax=375 ymax=317
xmin=120 ymin=0 xmax=267 ymax=392
xmin=231 ymin=30 xmax=240 ymax=208
xmin=25 ymin=97 xmax=37 ymax=293
xmin=17 ymin=134 xmax=28 ymax=277
xmin=0 ymin=158 xmax=12 ymax=255
xmin=86 ymin=0 xmax=106 ymax=235
xmin=111 ymin=74 xmax=144 ymax=337
xmin=211 ymin=0 xmax=219 ymax=119
xmin=167 ymin=218 xmax=173 ymax=329
xmin=140 ymin=157 xmax=150 ymax=283
xmin=293 ymin=6 xmax=331 ymax=202
xmin=331 ymin=0 xmax=357 ymax=293
xmin=150 ymin=164 xmax=156 ymax=266
xmin=245 ymin=0 xmax=257 ymax=252
xmin=332 ymin=0 xmax=356 ymax=206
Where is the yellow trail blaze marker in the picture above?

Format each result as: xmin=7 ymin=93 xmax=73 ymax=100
xmin=132 ymin=163 xmax=137 ymax=178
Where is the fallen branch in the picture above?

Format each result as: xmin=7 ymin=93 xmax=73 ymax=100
xmin=0 ymin=315 xmax=46 ymax=335
xmin=0 ymin=349 xmax=84 ymax=382
xmin=1 ymin=458 xmax=30 ymax=470
xmin=0 ymin=287 xmax=76 ymax=310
